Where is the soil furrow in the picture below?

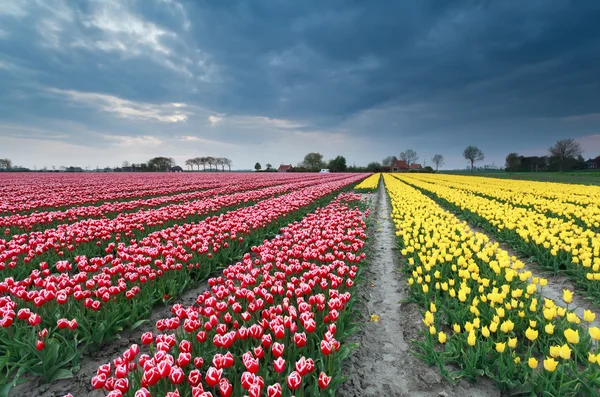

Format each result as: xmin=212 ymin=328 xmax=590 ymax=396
xmin=338 ymin=181 xmax=499 ymax=397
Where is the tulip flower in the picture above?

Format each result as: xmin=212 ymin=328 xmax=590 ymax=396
xmin=563 ymin=289 xmax=573 ymax=304
xmin=528 ymin=357 xmax=538 ymax=369
xmin=318 ymin=372 xmax=332 ymax=389
xmin=286 ymin=371 xmax=302 ymax=390
xmin=544 ymin=357 xmax=558 ymax=372
xmin=564 ymin=328 xmax=579 ymax=344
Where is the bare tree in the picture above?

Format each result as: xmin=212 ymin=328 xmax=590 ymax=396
xmin=185 ymin=159 xmax=194 ymax=171
xmin=431 ymin=154 xmax=444 ymax=172
xmin=399 ymin=149 xmax=418 ymax=167
xmin=463 ymin=146 xmax=485 ymax=170
xmin=224 ymin=158 xmax=232 ymax=171
xmin=0 ymin=158 xmax=12 ymax=170
xmin=382 ymin=156 xmax=398 ymax=167
xmin=206 ymin=156 xmax=216 ymax=171
xmin=193 ymin=157 xmax=204 ymax=171
xmin=549 ymin=138 xmax=583 ymax=172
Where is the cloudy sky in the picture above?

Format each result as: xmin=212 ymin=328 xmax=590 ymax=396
xmin=1 ymin=0 xmax=600 ymax=170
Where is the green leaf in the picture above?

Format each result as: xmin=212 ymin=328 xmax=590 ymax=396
xmin=131 ymin=319 xmax=148 ymax=330
xmin=49 ymin=369 xmax=74 ymax=383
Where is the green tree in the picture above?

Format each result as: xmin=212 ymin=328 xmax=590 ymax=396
xmin=327 ymin=156 xmax=347 ymax=172
xmin=148 ymin=157 xmax=175 ymax=172
xmin=254 ymin=162 xmax=262 ymax=171
xmin=302 ymin=152 xmax=325 ymax=170
xmin=366 ymin=162 xmax=382 ymax=172
xmin=505 ymin=153 xmax=520 ymax=172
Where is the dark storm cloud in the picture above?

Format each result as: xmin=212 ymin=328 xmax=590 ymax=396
xmin=1 ymin=0 xmax=600 ymax=169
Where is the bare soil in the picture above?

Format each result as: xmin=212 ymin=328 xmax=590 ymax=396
xmin=337 ymin=182 xmax=500 ymax=397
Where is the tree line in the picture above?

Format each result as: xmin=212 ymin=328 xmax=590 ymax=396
xmin=505 ymin=138 xmax=586 ymax=172
xmin=184 ymin=157 xmax=232 ymax=171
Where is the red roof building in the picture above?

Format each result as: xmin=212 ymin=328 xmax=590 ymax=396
xmin=278 ymin=164 xmax=293 ymax=172
xmin=410 ymin=163 xmax=422 ymax=170
xmin=390 ymin=160 xmax=409 ymax=172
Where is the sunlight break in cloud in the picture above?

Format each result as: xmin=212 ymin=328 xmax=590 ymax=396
xmin=208 ymin=115 xmax=223 ymax=126
xmin=49 ymin=88 xmax=189 ymax=123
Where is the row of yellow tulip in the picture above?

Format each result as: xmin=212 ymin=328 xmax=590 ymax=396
xmin=411 ymin=173 xmax=600 ymax=232
xmin=354 ymin=173 xmax=381 ymax=192
xmin=383 ymin=174 xmax=600 ymax=395
xmin=393 ymin=173 xmax=600 ymax=301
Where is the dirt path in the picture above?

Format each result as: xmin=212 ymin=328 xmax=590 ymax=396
xmin=338 ymin=182 xmax=500 ymax=397
xmin=10 ymin=278 xmax=212 ymax=397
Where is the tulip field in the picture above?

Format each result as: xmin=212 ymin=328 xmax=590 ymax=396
xmin=1 ymin=171 xmax=600 ymax=396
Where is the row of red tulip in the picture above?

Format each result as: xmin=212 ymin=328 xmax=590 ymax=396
xmin=0 ymin=175 xmax=365 ymax=389
xmin=0 ymin=174 xmax=223 ymax=215
xmin=86 ymin=193 xmax=368 ymax=397
xmin=0 ymin=173 xmax=336 ymax=215
xmin=0 ymin=174 xmax=328 ymax=232
xmin=0 ymin=175 xmax=354 ymax=280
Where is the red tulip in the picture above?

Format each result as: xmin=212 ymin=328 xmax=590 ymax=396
xmin=141 ymin=332 xmax=153 ymax=345
xmin=273 ymin=357 xmax=286 ymax=373
xmin=35 ymin=340 xmax=45 ymax=350
xmin=219 ymin=378 xmax=233 ymax=397
xmin=114 ymin=378 xmax=129 ymax=393
xmin=271 ymin=342 xmax=284 ymax=357
xmin=318 ymin=372 xmax=332 ymax=389
xmin=169 ymin=367 xmax=185 ymax=384
xmin=286 ymin=371 xmax=302 ymax=390
xmin=205 ymin=367 xmax=222 ymax=387
xmin=91 ymin=374 xmax=107 ymax=389
xmin=134 ymin=388 xmax=151 ymax=397
xmin=57 ymin=318 xmax=69 ymax=329
xmin=293 ymin=332 xmax=307 ymax=348
xmin=320 ymin=340 xmax=333 ymax=355
xmin=267 ymin=383 xmax=282 ymax=397
xmin=188 ymin=369 xmax=202 ymax=386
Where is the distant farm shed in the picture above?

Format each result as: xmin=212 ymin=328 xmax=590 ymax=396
xmin=410 ymin=163 xmax=422 ymax=170
xmin=278 ymin=164 xmax=293 ymax=172
xmin=169 ymin=166 xmax=184 ymax=172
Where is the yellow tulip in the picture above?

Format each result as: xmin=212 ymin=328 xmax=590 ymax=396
xmin=589 ymin=327 xmax=600 ymax=341
xmin=525 ymin=327 xmax=538 ymax=341
xmin=423 ymin=311 xmax=434 ymax=326
xmin=563 ymin=289 xmax=573 ymax=304
xmin=467 ymin=331 xmax=476 ymax=346
xmin=544 ymin=357 xmax=558 ymax=372
xmin=438 ymin=332 xmax=447 ymax=344
xmin=564 ymin=329 xmax=579 ymax=344
xmin=429 ymin=325 xmax=436 ymax=335
xmin=566 ymin=312 xmax=580 ymax=324
xmin=584 ymin=310 xmax=596 ymax=323
xmin=545 ymin=323 xmax=555 ymax=335
xmin=489 ymin=321 xmax=498 ymax=333
xmin=481 ymin=326 xmax=490 ymax=338
xmin=529 ymin=320 xmax=537 ymax=328
xmin=559 ymin=344 xmax=571 ymax=360
xmin=495 ymin=342 xmax=506 ymax=353
xmin=500 ymin=320 xmax=514 ymax=333
xmin=589 ymin=353 xmax=597 ymax=364
xmin=528 ymin=357 xmax=538 ymax=369
xmin=430 ymin=302 xmax=437 ymax=313
xmin=453 ymin=323 xmax=461 ymax=333
xmin=508 ymin=337 xmax=517 ymax=349
xmin=549 ymin=345 xmax=560 ymax=358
